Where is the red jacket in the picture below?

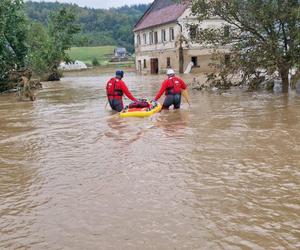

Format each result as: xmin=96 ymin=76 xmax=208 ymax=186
xmin=106 ymin=77 xmax=137 ymax=101
xmin=155 ymin=76 xmax=187 ymax=101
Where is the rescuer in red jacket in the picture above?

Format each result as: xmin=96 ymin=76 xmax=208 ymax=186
xmin=154 ymin=69 xmax=190 ymax=109
xmin=106 ymin=70 xmax=137 ymax=112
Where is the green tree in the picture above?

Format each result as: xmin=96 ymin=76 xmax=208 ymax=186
xmin=27 ymin=21 xmax=50 ymax=77
xmin=189 ymin=0 xmax=300 ymax=92
xmin=46 ymin=7 xmax=80 ymax=80
xmin=0 ymin=1 xmax=81 ymax=91
xmin=0 ymin=0 xmax=28 ymax=83
xmin=92 ymin=58 xmax=100 ymax=66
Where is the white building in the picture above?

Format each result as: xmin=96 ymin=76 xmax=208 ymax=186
xmin=133 ymin=0 xmax=228 ymax=74
xmin=59 ymin=61 xmax=88 ymax=71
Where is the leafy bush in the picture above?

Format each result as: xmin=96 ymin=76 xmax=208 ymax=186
xmin=92 ymin=58 xmax=100 ymax=66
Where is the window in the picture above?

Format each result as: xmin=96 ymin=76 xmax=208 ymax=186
xmin=189 ymin=25 xmax=198 ymax=40
xmin=224 ymin=25 xmax=230 ymax=38
xmin=143 ymin=59 xmax=147 ymax=68
xmin=154 ymin=31 xmax=158 ymax=44
xmin=169 ymin=27 xmax=174 ymax=41
xmin=161 ymin=29 xmax=166 ymax=42
xmin=137 ymin=34 xmax=141 ymax=45
xmin=149 ymin=32 xmax=153 ymax=44
xmin=167 ymin=57 xmax=171 ymax=68
xmin=143 ymin=33 xmax=147 ymax=45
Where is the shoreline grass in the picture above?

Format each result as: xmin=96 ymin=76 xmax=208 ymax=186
xmin=66 ymin=46 xmax=134 ymax=66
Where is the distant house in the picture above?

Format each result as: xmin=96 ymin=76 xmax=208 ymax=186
xmin=111 ymin=47 xmax=129 ymax=62
xmin=133 ymin=0 xmax=228 ymax=74
xmin=59 ymin=61 xmax=87 ymax=71
xmin=114 ymin=48 xmax=127 ymax=57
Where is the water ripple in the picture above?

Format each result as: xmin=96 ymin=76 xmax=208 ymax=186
xmin=1 ymin=75 xmax=300 ymax=249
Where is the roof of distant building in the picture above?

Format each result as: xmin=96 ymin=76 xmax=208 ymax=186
xmin=133 ymin=0 xmax=188 ymax=32
xmin=115 ymin=48 xmax=127 ymax=53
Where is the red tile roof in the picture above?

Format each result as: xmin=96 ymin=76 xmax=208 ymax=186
xmin=133 ymin=0 xmax=188 ymax=32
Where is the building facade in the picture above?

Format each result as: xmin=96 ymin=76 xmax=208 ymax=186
xmin=133 ymin=0 xmax=227 ymax=74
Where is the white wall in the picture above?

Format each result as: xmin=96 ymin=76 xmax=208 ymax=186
xmin=134 ymin=23 xmax=180 ymax=52
xmin=178 ymin=8 xmax=227 ymax=49
xmin=134 ymin=8 xmax=227 ymax=52
xmin=134 ymin=6 xmax=229 ymax=73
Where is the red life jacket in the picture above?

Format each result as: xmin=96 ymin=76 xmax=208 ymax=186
xmin=106 ymin=78 xmax=123 ymax=97
xmin=165 ymin=77 xmax=182 ymax=95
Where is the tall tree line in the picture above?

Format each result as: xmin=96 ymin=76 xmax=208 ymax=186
xmin=25 ymin=1 xmax=150 ymax=53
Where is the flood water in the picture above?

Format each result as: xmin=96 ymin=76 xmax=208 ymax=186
xmin=1 ymin=72 xmax=300 ymax=249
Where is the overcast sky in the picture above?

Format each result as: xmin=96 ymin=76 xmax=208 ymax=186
xmin=27 ymin=0 xmax=154 ymax=9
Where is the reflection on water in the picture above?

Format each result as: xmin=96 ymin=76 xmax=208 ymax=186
xmin=156 ymin=109 xmax=190 ymax=138
xmin=0 ymin=73 xmax=300 ymax=249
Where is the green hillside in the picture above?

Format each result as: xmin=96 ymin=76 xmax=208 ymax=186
xmin=25 ymin=1 xmax=150 ymax=53
xmin=67 ymin=46 xmax=115 ymax=65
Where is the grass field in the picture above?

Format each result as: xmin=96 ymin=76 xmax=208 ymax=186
xmin=66 ymin=46 xmax=134 ymax=66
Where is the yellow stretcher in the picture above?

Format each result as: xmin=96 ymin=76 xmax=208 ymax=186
xmin=120 ymin=100 xmax=162 ymax=118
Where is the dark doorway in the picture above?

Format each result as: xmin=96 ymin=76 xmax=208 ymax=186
xmin=150 ymin=58 xmax=159 ymax=74
xmin=191 ymin=56 xmax=198 ymax=67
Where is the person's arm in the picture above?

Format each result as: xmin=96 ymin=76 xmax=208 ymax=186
xmin=105 ymin=79 xmax=110 ymax=95
xmin=179 ymin=78 xmax=188 ymax=90
xmin=154 ymin=81 xmax=167 ymax=101
xmin=121 ymin=81 xmax=137 ymax=101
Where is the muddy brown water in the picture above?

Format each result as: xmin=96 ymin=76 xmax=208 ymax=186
xmin=1 ymin=72 xmax=300 ymax=249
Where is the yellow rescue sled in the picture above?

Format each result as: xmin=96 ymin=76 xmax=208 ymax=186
xmin=120 ymin=100 xmax=162 ymax=118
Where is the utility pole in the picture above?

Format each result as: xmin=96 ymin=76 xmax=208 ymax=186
xmin=179 ymin=35 xmax=184 ymax=74
xmin=176 ymin=21 xmax=186 ymax=74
